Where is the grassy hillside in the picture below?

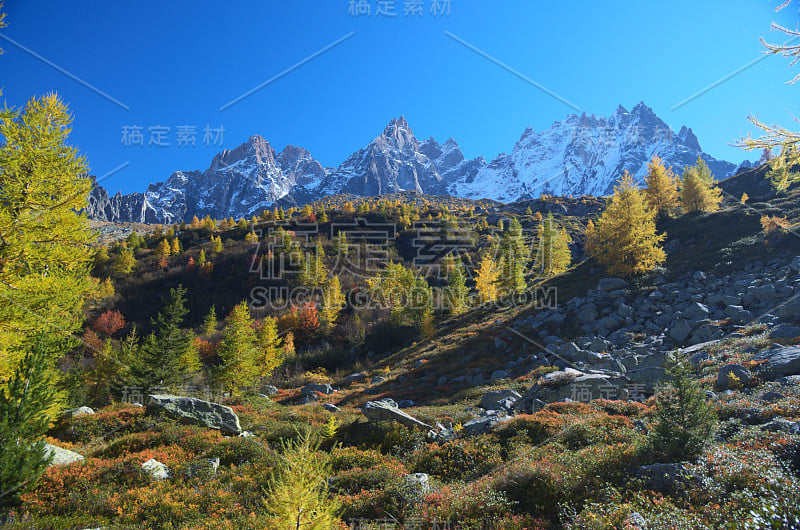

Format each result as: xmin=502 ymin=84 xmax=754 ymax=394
xmin=9 ymin=173 xmax=800 ymax=529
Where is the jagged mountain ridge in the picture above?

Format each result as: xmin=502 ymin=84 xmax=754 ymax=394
xmin=448 ymin=102 xmax=746 ymax=202
xmin=87 ymin=103 xmax=748 ymax=223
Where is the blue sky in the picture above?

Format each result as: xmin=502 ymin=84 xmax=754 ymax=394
xmin=2 ymin=1 xmax=799 ymax=194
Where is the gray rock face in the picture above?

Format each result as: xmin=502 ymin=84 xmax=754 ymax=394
xmin=716 ymin=364 xmax=752 ymax=390
xmin=362 ymin=400 xmax=431 ymax=430
xmin=752 ymin=344 xmax=800 ymax=380
xmin=44 ymin=443 xmax=84 ymax=466
xmin=142 ymin=458 xmax=170 ymax=480
xmin=147 ymin=394 xmax=241 ymax=434
xmin=626 ymin=366 xmax=666 ymax=392
xmin=479 ymin=389 xmax=522 ymax=410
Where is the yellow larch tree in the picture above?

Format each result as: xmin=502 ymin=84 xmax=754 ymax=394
xmin=680 ymin=156 xmax=722 ymax=214
xmin=643 ymin=155 xmax=679 ymax=216
xmin=586 ymin=171 xmax=666 ymax=277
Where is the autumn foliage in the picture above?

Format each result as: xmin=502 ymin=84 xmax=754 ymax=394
xmin=91 ymin=310 xmax=126 ymax=336
xmin=586 ymin=171 xmax=666 ymax=276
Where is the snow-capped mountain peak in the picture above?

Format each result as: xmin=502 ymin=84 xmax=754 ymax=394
xmin=448 ymin=102 xmax=741 ymax=201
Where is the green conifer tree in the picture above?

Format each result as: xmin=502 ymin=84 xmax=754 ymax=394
xmin=202 ymin=306 xmax=218 ymax=336
xmin=0 ymin=335 xmax=59 ymax=506
xmin=129 ymin=286 xmax=193 ymax=393
xmin=499 ymin=217 xmax=529 ymax=295
xmin=534 ymin=213 xmax=572 ymax=278
xmin=443 ymin=254 xmax=468 ymax=314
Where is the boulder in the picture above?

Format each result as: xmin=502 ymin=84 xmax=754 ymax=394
xmin=260 ymin=384 xmax=279 ymax=396
xmin=362 ymin=400 xmax=431 ymax=430
xmin=777 ymin=297 xmax=800 ymax=322
xmin=44 ymin=442 xmax=84 ymax=466
xmin=147 ymin=394 xmax=241 ymax=434
xmin=683 ymin=302 xmax=710 ymax=322
xmin=635 ymin=463 xmax=694 ymax=493
xmin=67 ymin=406 xmax=94 ymax=417
xmin=142 ymin=458 xmax=170 ymax=480
xmin=479 ymin=389 xmax=522 ymax=410
xmin=576 ymin=306 xmax=598 ymax=322
xmin=346 ymin=373 xmax=367 ymax=384
xmin=725 ymin=305 xmax=753 ymax=325
xmin=761 ymin=419 xmax=800 ymax=434
xmin=716 ymin=364 xmax=752 ymax=390
xmin=490 ymin=370 xmax=509 ymax=381
xmin=761 ymin=391 xmax=785 ymax=402
xmin=751 ymin=344 xmax=800 ymax=380
xmin=598 ymin=278 xmax=627 ymax=292
xmin=377 ymin=397 xmax=398 ymax=408
xmin=618 ymin=303 xmax=634 ymax=319
xmin=626 ymin=366 xmax=667 ymax=391
xmin=515 ymin=370 xmax=626 ymax=409
xmin=769 ymin=324 xmax=800 ymax=339
xmin=300 ymin=383 xmax=335 ymax=396
xmin=669 ymin=319 xmax=694 ymax=343
xmin=461 ymin=415 xmax=503 ymax=436
xmin=402 ymin=473 xmax=431 ymax=497
xmin=597 ymin=316 xmax=622 ymax=334
xmin=323 ymin=403 xmax=340 ymax=412
xmin=688 ymin=351 xmax=711 ymax=366
xmin=750 ymin=285 xmax=777 ymax=305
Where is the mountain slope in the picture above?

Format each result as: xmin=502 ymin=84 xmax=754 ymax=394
xmin=87 ymin=103 xmax=748 ymax=222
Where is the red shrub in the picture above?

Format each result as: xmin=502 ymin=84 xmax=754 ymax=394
xmin=92 ymin=309 xmax=126 ymax=336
